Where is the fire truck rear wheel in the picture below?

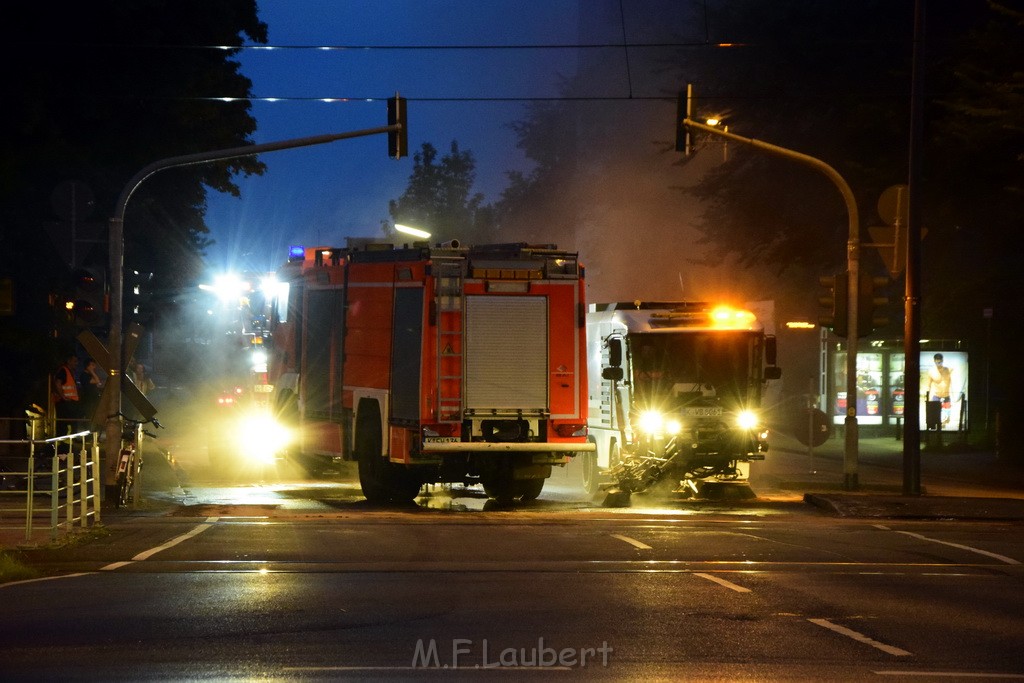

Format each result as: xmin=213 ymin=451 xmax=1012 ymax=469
xmin=518 ymin=477 xmax=544 ymax=501
xmin=355 ymin=416 xmax=420 ymax=503
xmin=482 ymin=475 xmax=543 ymax=502
xmin=482 ymin=480 xmax=513 ymax=502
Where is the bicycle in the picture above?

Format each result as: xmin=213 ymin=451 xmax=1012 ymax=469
xmin=112 ymin=413 xmax=162 ymax=508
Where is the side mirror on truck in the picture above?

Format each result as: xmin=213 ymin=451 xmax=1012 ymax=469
xmin=602 ymin=337 xmax=624 ymax=380
xmin=602 ymin=367 xmax=624 ymax=381
xmin=763 ymin=334 xmax=782 ymax=379
xmin=765 ymin=335 xmax=778 ymax=366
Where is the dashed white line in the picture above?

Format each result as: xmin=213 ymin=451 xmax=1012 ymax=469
xmin=693 ymin=572 xmax=751 ymax=593
xmin=808 ymin=618 xmax=912 ymax=657
xmin=610 ymin=534 xmax=652 ymax=550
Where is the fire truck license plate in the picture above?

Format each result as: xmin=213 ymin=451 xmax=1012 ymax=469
xmin=682 ymin=407 xmax=723 ymax=417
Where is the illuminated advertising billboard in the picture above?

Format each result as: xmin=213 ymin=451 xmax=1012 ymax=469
xmin=833 ymin=350 xmax=968 ymax=431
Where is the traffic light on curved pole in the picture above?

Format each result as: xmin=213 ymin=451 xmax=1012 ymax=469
xmin=127 ymin=269 xmax=154 ymax=324
xmin=857 ymin=274 xmax=890 ymax=336
xmin=817 ymin=272 xmax=848 ymax=338
xmin=71 ymin=265 xmax=107 ymax=328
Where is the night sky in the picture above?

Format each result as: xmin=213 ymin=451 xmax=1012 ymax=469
xmin=202 ymin=0 xmax=695 ymax=274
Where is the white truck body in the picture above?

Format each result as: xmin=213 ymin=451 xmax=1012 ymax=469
xmin=584 ymin=301 xmax=780 ymax=494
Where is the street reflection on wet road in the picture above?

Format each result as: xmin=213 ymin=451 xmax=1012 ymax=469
xmin=147 ymin=439 xmax=804 ymax=519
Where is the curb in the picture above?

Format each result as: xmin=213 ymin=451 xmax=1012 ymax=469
xmin=804 ymin=493 xmax=1024 ymax=520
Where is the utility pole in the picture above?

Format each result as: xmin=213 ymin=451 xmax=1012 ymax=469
xmin=903 ymin=0 xmax=926 ymax=495
xmin=681 ymin=94 xmax=862 ymax=489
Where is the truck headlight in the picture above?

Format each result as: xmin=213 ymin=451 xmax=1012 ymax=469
xmin=638 ymin=411 xmax=682 ymax=436
xmin=736 ymin=410 xmax=759 ymax=430
xmin=237 ymin=412 xmax=291 ymax=464
xmin=638 ymin=410 xmax=664 ymax=435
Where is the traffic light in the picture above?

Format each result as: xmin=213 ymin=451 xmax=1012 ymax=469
xmin=387 ymin=95 xmax=408 ymax=159
xmin=818 ymin=271 xmax=848 ymax=337
xmin=857 ymin=273 xmax=890 ymax=337
xmin=70 ymin=266 xmax=107 ymax=328
xmin=127 ymin=269 xmax=154 ymax=324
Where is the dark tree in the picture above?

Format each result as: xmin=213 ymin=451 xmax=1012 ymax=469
xmin=387 ymin=141 xmax=494 ymax=245
xmin=0 ymin=1 xmax=267 ymax=414
xmin=493 ymin=0 xmax=1021 ymax=428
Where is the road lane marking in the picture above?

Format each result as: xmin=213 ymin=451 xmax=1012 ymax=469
xmin=878 ymin=526 xmax=1020 ymax=565
xmin=808 ymin=618 xmax=912 ymax=657
xmin=0 ymin=572 xmax=92 ymax=588
xmin=100 ymin=517 xmax=219 ymax=570
xmin=610 ymin=534 xmax=652 ymax=550
xmin=99 ymin=561 xmax=132 ymax=571
xmin=693 ymin=572 xmax=751 ymax=593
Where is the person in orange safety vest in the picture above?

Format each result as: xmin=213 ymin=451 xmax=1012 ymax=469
xmin=53 ymin=353 xmax=83 ymax=425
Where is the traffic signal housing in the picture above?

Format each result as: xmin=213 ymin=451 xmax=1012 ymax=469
xmin=70 ymin=266 xmax=107 ymax=328
xmin=818 ymin=271 xmax=848 ymax=337
xmin=387 ymin=95 xmax=408 ymax=159
xmin=127 ymin=269 xmax=154 ymax=325
xmin=857 ymin=273 xmax=890 ymax=337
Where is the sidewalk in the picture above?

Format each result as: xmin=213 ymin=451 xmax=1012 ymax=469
xmin=756 ymin=429 xmax=1024 ymax=520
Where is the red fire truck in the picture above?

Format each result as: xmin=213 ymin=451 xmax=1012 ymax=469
xmin=265 ymin=241 xmax=593 ymax=502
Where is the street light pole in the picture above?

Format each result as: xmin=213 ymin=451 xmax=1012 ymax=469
xmin=682 ymin=114 xmax=862 ymax=489
xmin=104 ymin=123 xmax=403 ymax=487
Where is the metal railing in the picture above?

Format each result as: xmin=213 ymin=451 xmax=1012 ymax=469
xmin=0 ymin=417 xmax=102 ymax=543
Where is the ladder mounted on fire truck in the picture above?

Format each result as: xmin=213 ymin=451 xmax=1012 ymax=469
xmin=434 ymin=257 xmax=464 ymax=424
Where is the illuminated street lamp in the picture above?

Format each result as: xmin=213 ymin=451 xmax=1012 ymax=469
xmin=199 ymin=273 xmax=251 ymax=304
xmin=395 ymin=223 xmax=431 ymax=240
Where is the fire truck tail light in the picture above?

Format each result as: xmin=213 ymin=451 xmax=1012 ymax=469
xmin=555 ymin=423 xmax=587 ymax=438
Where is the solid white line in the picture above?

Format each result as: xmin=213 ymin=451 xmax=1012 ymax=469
xmin=892 ymin=530 xmax=1020 ymax=565
xmin=693 ymin=572 xmax=751 ymax=593
xmin=875 ymin=672 xmax=1024 ymax=678
xmin=132 ymin=521 xmax=216 ymax=561
xmin=808 ymin=618 xmax=912 ymax=657
xmin=100 ymin=561 xmax=132 ymax=571
xmin=101 ymin=517 xmax=221 ymax=570
xmin=610 ymin=534 xmax=652 ymax=550
xmin=0 ymin=572 xmax=92 ymax=588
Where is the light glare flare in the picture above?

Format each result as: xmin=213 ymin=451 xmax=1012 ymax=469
xmin=236 ymin=412 xmax=291 ymax=464
xmin=737 ymin=410 xmax=759 ymax=430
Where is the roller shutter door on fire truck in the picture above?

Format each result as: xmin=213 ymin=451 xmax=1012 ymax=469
xmin=465 ymin=295 xmax=548 ymax=413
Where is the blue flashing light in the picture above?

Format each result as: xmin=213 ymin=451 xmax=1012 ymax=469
xmin=288 ymin=245 xmax=305 ymax=261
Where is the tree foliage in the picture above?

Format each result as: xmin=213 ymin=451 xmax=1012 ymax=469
xmin=0 ymin=1 xmax=267 ymax=412
xmin=492 ymin=0 xmax=1022 ymax=416
xmin=387 ymin=141 xmax=495 ymax=245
